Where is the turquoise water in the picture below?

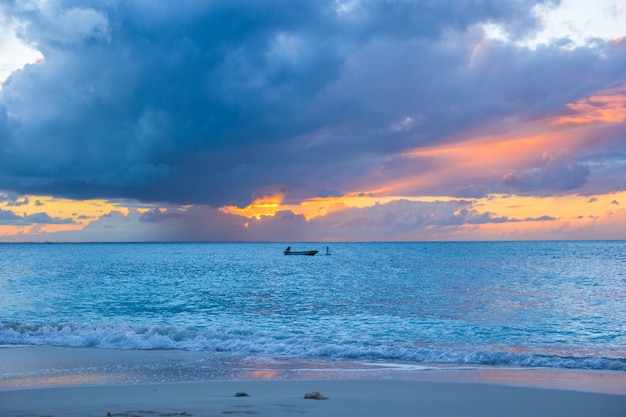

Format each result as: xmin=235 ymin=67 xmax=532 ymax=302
xmin=1 ymin=241 xmax=625 ymax=386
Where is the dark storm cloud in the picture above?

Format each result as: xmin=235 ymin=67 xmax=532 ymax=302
xmin=1 ymin=0 xmax=624 ymax=207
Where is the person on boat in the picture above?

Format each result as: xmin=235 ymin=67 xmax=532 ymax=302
xmin=285 ymin=246 xmax=291 ymax=252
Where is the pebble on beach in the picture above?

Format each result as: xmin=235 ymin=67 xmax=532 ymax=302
xmin=304 ymin=391 xmax=327 ymax=400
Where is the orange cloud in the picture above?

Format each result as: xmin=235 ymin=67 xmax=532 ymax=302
xmin=404 ymin=133 xmax=551 ymax=168
xmin=553 ymin=85 xmax=626 ymax=125
xmin=220 ymin=195 xmax=284 ymax=219
xmin=477 ymin=192 xmax=625 ymax=221
xmin=0 ymin=196 xmax=132 ymax=239
xmin=375 ymin=83 xmax=626 ymax=198
xmin=0 ymin=223 xmax=84 ymax=241
xmin=8 ymin=196 xmax=129 ymax=222
xmin=387 ymin=131 xmax=566 ymax=196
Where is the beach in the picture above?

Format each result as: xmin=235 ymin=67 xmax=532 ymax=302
xmin=2 ymin=355 xmax=626 ymax=417
xmin=2 ymin=377 xmax=626 ymax=417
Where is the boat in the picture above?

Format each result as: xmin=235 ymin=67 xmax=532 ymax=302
xmin=283 ymin=247 xmax=318 ymax=256
xmin=284 ymin=250 xmax=318 ymax=256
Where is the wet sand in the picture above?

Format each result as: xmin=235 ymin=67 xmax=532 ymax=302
xmin=2 ymin=378 xmax=626 ymax=417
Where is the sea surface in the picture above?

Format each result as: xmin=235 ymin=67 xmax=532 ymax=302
xmin=1 ymin=241 xmax=626 ymax=388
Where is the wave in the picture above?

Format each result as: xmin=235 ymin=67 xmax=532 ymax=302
xmin=2 ymin=321 xmax=625 ymax=372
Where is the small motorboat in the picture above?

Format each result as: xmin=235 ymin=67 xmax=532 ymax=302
xmin=283 ymin=246 xmax=318 ymax=256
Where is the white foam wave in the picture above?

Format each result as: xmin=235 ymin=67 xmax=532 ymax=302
xmin=1 ymin=321 xmax=625 ymax=371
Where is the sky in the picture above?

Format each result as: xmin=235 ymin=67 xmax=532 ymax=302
xmin=0 ymin=0 xmax=625 ymax=242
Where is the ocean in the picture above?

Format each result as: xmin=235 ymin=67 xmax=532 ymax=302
xmin=1 ymin=241 xmax=625 ymax=388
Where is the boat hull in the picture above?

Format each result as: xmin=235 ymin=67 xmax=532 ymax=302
xmin=283 ymin=250 xmax=318 ymax=256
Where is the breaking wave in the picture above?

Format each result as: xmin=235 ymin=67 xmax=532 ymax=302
xmin=2 ymin=321 xmax=625 ymax=372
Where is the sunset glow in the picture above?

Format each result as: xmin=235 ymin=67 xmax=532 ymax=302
xmin=553 ymin=86 xmax=626 ymax=125
xmin=0 ymin=0 xmax=624 ymax=242
xmin=220 ymin=195 xmax=284 ymax=219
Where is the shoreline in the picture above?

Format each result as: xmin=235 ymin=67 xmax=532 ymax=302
xmin=2 ymin=379 xmax=626 ymax=417
xmin=2 ymin=346 xmax=626 ymax=395
xmin=2 ymin=346 xmax=626 ymax=416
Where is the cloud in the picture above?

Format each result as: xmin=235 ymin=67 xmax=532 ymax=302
xmin=0 ymin=208 xmax=74 ymax=226
xmin=139 ymin=208 xmax=187 ymax=223
xmin=451 ymin=184 xmax=490 ymax=199
xmin=500 ymin=156 xmax=591 ymax=194
xmin=25 ymin=6 xmax=110 ymax=46
xmin=55 ymin=206 xmax=248 ymax=242
xmin=0 ymin=0 xmax=624 ymax=211
xmin=0 ymin=191 xmax=29 ymax=205
xmin=13 ymin=197 xmax=561 ymax=242
xmin=244 ymin=199 xmax=557 ymax=241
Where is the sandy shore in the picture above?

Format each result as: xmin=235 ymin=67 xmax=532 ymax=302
xmin=1 ymin=379 xmax=626 ymax=417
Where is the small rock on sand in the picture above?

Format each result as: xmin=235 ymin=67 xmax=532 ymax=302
xmin=304 ymin=391 xmax=327 ymax=400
